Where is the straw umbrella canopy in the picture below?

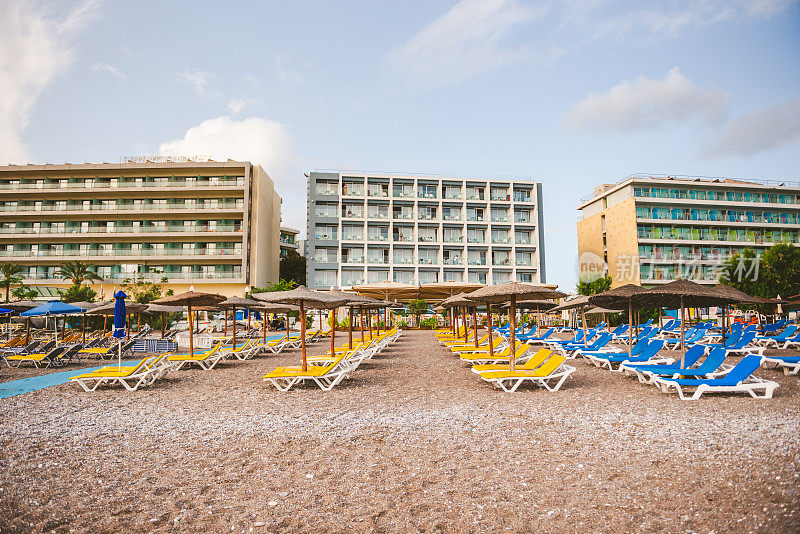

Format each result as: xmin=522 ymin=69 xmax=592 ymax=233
xmin=253 ymin=286 xmax=350 ymax=371
xmin=146 ymin=303 xmax=184 ymax=338
xmin=350 ymin=281 xmax=418 ymax=303
xmin=631 ymin=279 xmax=737 ymax=364
xmin=216 ymin=296 xmax=262 ymax=349
xmin=465 ymin=283 xmax=565 ymax=371
xmin=589 ymin=284 xmax=650 ymax=358
xmin=151 ymin=291 xmax=225 ymax=359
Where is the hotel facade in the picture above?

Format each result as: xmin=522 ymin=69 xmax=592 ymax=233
xmin=305 ymin=171 xmax=546 ymax=289
xmin=577 ymin=174 xmax=800 ymax=286
xmin=0 ymin=160 xmax=282 ymax=297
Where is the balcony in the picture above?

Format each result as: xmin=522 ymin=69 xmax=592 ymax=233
xmin=418 ymin=213 xmax=437 ymax=221
xmin=493 ymin=258 xmax=511 ymax=266
xmin=0 ymin=225 xmax=242 ymax=235
xmin=491 ymin=236 xmax=512 ymax=244
xmin=418 ymin=258 xmax=436 ymax=265
xmin=442 ymin=214 xmax=462 ymax=221
xmin=2 ymin=248 xmax=243 ymax=259
xmin=468 ymin=259 xmax=486 ymax=266
xmin=341 ymin=234 xmax=364 ymax=242
xmin=444 ymin=236 xmax=463 ymax=243
xmin=367 ymin=211 xmax=389 ymax=220
xmin=0 ymin=178 xmax=246 ymax=190
xmin=343 ymin=257 xmax=364 ymax=264
xmin=367 ymin=187 xmax=389 ymax=198
xmin=418 ymin=235 xmax=438 ymax=243
xmin=467 ymin=236 xmax=485 ymax=243
xmin=393 ymin=212 xmax=414 ymax=220
xmin=368 ymin=234 xmax=389 ymax=242
xmin=367 ymin=257 xmax=389 ymax=264
xmin=393 ymin=257 xmax=414 ymax=265
xmin=0 ymin=202 xmax=244 ymax=213
xmin=442 ymin=258 xmax=462 ymax=265
xmin=491 ymin=216 xmax=509 ymax=223
xmin=393 ymin=189 xmax=414 ymax=198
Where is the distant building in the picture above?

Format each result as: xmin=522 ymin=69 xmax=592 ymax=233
xmin=0 ymin=160 xmax=282 ymax=297
xmin=280 ymin=226 xmax=300 ymax=258
xmin=577 ymin=173 xmax=800 ymax=286
xmin=306 ymin=170 xmax=546 ymax=288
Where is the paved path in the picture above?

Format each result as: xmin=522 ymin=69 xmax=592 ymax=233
xmin=0 ymin=360 xmax=138 ymax=400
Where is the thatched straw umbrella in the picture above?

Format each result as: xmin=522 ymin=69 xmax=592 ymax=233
xmin=151 ymin=291 xmax=225 ymax=359
xmin=254 ymin=286 xmax=350 ymax=371
xmin=5 ymin=300 xmax=39 ymax=344
xmin=589 ymin=284 xmax=650 ymax=359
xmin=631 ymin=279 xmax=736 ymax=364
xmin=216 ymin=296 xmax=262 ymax=350
xmin=466 ymin=283 xmax=565 ymax=371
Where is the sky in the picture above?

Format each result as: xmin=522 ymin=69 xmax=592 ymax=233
xmin=1 ymin=0 xmax=799 ymax=291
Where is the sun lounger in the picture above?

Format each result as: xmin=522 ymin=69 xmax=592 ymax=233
xmin=475 ymin=353 xmax=575 ymax=392
xmin=168 ymin=342 xmax=226 ymax=370
xmin=445 ymin=333 xmax=489 ymax=347
xmin=763 ymin=354 xmax=800 ymax=375
xmin=653 ymin=355 xmax=778 ymax=400
xmin=263 ymin=352 xmax=354 ymax=391
xmin=583 ymin=339 xmax=671 ymax=371
xmin=459 ymin=343 xmax=529 ymax=365
xmin=755 ymin=325 xmax=798 ymax=347
xmin=620 ymin=346 xmax=719 ymax=384
xmin=449 ymin=336 xmax=505 ymax=354
xmin=470 ymin=348 xmax=552 ymax=374
xmin=70 ymin=354 xmax=175 ymax=392
xmin=5 ymin=346 xmax=68 ymax=368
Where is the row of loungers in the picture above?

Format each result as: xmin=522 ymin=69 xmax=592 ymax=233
xmin=436 ymin=327 xmax=575 ymax=392
xmin=262 ymin=328 xmax=401 ymax=391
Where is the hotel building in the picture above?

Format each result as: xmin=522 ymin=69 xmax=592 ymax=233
xmin=0 ymin=160 xmax=282 ymax=297
xmin=305 ymin=171 xmax=546 ymax=288
xmin=280 ymin=226 xmax=300 ymax=258
xmin=577 ymin=174 xmax=800 ymax=286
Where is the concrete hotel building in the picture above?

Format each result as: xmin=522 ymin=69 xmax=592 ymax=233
xmin=577 ymin=174 xmax=800 ymax=286
xmin=0 ymin=160 xmax=282 ymax=297
xmin=306 ymin=171 xmax=546 ymax=288
xmin=279 ymin=226 xmax=300 ymax=258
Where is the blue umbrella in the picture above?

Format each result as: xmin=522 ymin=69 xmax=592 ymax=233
xmin=21 ymin=301 xmax=86 ymax=344
xmin=113 ymin=291 xmax=127 ymax=371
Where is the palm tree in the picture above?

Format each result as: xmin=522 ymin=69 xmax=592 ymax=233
xmin=0 ymin=262 xmax=25 ymax=302
xmin=55 ymin=260 xmax=102 ymax=286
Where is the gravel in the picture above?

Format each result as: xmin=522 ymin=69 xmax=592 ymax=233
xmin=0 ymin=330 xmax=798 ymax=533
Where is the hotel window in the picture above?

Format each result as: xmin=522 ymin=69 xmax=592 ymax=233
xmin=490 ymin=186 xmax=508 ymax=201
xmin=367 ymin=247 xmax=389 ymax=264
xmin=315 ymin=203 xmax=337 ymax=218
xmin=315 ymin=181 xmax=338 ymax=196
xmin=393 ymin=205 xmax=414 ymax=220
xmin=466 ymin=186 xmax=485 ymax=200
xmin=467 ymin=228 xmax=485 ymax=243
xmin=418 ymin=205 xmax=437 ymax=220
xmin=342 ymin=181 xmax=364 ymax=196
xmin=418 ymin=184 xmax=438 ymax=199
xmin=492 ymin=250 xmax=510 ymax=265
xmin=367 ymin=204 xmax=389 ymax=219
xmin=443 ymin=185 xmax=462 ymax=199
xmin=393 ymin=248 xmax=414 ymax=265
xmin=516 ymin=272 xmax=534 ymax=283
xmin=393 ymin=183 xmax=414 ymax=198
xmin=393 ymin=226 xmax=413 ymax=242
xmin=341 ymin=224 xmax=364 ymax=241
xmin=418 ymin=248 xmax=438 ymax=265
xmin=443 ymin=227 xmax=463 ymax=243
xmin=491 ymin=229 xmax=510 ymax=244
xmin=418 ymin=226 xmax=438 ymax=242
xmin=367 ymin=269 xmax=389 ymax=283
xmin=468 ymin=270 xmax=487 ymax=284
xmin=466 ymin=207 xmax=484 ymax=221
xmin=367 ymin=182 xmax=388 ymax=197
xmin=515 ymin=230 xmax=531 ymax=244
xmin=515 ymin=251 xmax=532 ymax=266
xmin=442 ymin=249 xmax=462 ymax=265
xmin=443 ymin=270 xmax=463 ymax=282
xmin=315 ymin=269 xmax=337 ymax=287
xmin=341 ymin=269 xmax=364 ymax=286
xmin=342 ymin=203 xmax=364 ymax=218
xmin=367 ymin=224 xmax=389 ymax=241
xmin=468 ymin=250 xmax=486 ymax=265
xmin=314 ymin=224 xmax=337 ymax=241
xmin=442 ymin=206 xmax=461 ymax=221
xmin=492 ymin=271 xmax=511 ymax=284
xmin=491 ymin=208 xmax=509 ymax=222
xmin=393 ymin=270 xmax=414 ymax=284
xmin=419 ymin=270 xmax=439 ymax=284
xmin=513 ymin=188 xmax=531 ymax=202
xmin=513 ymin=209 xmax=530 ymax=223
xmin=341 ymin=246 xmax=364 ymax=264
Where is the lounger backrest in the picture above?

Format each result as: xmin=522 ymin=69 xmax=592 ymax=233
xmin=538 ymin=328 xmax=555 ymax=339
xmin=680 ymin=345 xmax=706 ymax=368
xmin=778 ymin=325 xmax=798 ymax=339
xmin=715 ymin=355 xmax=763 ymax=385
xmin=587 ymin=333 xmax=612 ymax=350
xmin=692 ymin=348 xmax=727 ymax=374
xmin=522 ymin=348 xmax=551 ymax=369
xmin=534 ymin=354 xmax=567 ymax=376
xmin=513 ymin=343 xmax=529 ymax=358
xmin=629 ymin=337 xmax=649 ymax=356
xmin=733 ymin=331 xmax=756 ymax=349
xmin=637 ymin=339 xmax=664 ymax=361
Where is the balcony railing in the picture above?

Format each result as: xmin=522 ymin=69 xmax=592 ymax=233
xmin=491 ymin=236 xmax=512 ymax=244
xmin=1 ymin=225 xmax=242 ymax=235
xmin=0 ymin=178 xmax=245 ymax=190
xmin=368 ymin=234 xmax=389 ymax=242
xmin=0 ymin=202 xmax=244 ymax=212
xmin=3 ymin=248 xmax=242 ymax=258
xmin=394 ymin=212 xmax=414 ymax=220
xmin=23 ymin=271 xmax=243 ymax=281
xmin=418 ymin=235 xmax=438 ymax=242
xmin=368 ymin=212 xmax=389 ymax=219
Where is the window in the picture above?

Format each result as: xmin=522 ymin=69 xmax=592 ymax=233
xmin=341 ymin=203 xmax=364 ymax=218
xmin=443 ymin=186 xmax=462 ymax=199
xmin=513 ymin=189 xmax=531 ymax=202
xmin=315 ymin=247 xmax=337 ymax=263
xmin=419 ymin=270 xmax=439 ymax=284
xmin=466 ymin=207 xmax=484 ymax=221
xmin=367 ymin=204 xmax=389 ymax=219
xmin=492 ymin=271 xmax=511 ymax=284
xmin=491 ymin=229 xmax=510 ymax=244
xmin=468 ymin=250 xmax=486 ymax=265
xmin=315 ymin=203 xmax=337 ymax=218
xmin=490 ymin=187 xmax=508 ymax=201
xmin=418 ymin=205 xmax=437 ymax=220
xmin=492 ymin=250 xmax=510 ymax=265
xmin=515 ymin=251 xmax=532 ymax=266
xmin=468 ymin=271 xmax=487 ymax=284
xmin=342 ymin=181 xmax=364 ymax=196
xmin=514 ymin=209 xmax=530 ymax=223
xmin=393 ymin=183 xmax=413 ymax=198
xmin=367 ymin=183 xmax=388 ymax=197
xmin=367 ymin=247 xmax=389 ymax=264
xmin=394 ymin=270 xmax=414 ymax=283
xmin=368 ymin=225 xmax=389 ymax=241
xmin=393 ymin=226 xmax=413 ymax=242
xmin=418 ymin=184 xmax=437 ymax=199
xmin=443 ymin=227 xmax=463 ymax=243
xmin=418 ymin=248 xmax=438 ymax=265
xmin=491 ymin=208 xmax=508 ymax=222
xmin=443 ymin=270 xmax=463 ymax=282
xmin=315 ymin=182 xmax=338 ymax=196
xmin=314 ymin=269 xmax=337 ymax=287
xmin=418 ymin=226 xmax=438 ymax=242
xmin=443 ymin=249 xmax=463 ymax=265
xmin=367 ymin=270 xmax=389 ymax=283
xmin=466 ymin=186 xmax=485 ymax=200
xmin=442 ymin=206 xmax=461 ymax=221
xmin=467 ymin=228 xmax=485 ymax=243
xmin=393 ymin=248 xmax=413 ymax=265
xmin=341 ymin=269 xmax=364 ymax=286
xmin=393 ymin=205 xmax=414 ymax=220
xmin=315 ymin=225 xmax=337 ymax=241
xmin=341 ymin=224 xmax=364 ymax=241
xmin=516 ymin=272 xmax=534 ymax=283
xmin=515 ymin=230 xmax=531 ymax=244
xmin=341 ymin=246 xmax=364 ymax=263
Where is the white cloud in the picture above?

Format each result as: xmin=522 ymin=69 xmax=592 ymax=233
xmin=227 ymin=98 xmax=247 ymax=114
xmin=0 ymin=0 xmax=99 ymax=163
xmin=706 ymin=98 xmax=800 ymax=157
xmin=91 ymin=62 xmax=126 ymax=83
xmin=177 ymin=67 xmax=213 ymax=96
xmin=385 ymin=0 xmax=546 ymax=90
xmin=158 ymin=116 xmax=304 ymax=229
xmin=562 ymin=67 xmax=727 ymax=134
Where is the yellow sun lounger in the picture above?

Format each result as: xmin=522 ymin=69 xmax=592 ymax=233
xmin=263 ymin=352 xmax=353 ymax=391
xmin=449 ymin=336 xmax=504 ymax=354
xmin=445 ymin=333 xmax=489 ymax=348
xmin=476 ymin=354 xmax=575 ymax=392
xmin=459 ymin=343 xmax=529 ymax=365
xmin=471 ymin=348 xmax=552 ymax=374
xmin=70 ymin=354 xmax=174 ymax=391
xmin=167 ymin=342 xmax=225 ymax=370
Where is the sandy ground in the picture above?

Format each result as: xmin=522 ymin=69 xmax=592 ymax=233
xmin=0 ymin=329 xmax=798 ymax=533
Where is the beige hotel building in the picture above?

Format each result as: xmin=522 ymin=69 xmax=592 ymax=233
xmin=577 ymin=174 xmax=800 ymax=287
xmin=0 ymin=160 xmax=282 ymax=297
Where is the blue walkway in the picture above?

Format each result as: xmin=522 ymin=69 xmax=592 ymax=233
xmin=0 ymin=360 xmax=138 ymax=400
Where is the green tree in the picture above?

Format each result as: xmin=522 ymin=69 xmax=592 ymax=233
xmin=0 ymin=262 xmax=25 ymax=302
xmin=407 ymin=299 xmax=428 ymax=327
xmin=59 ymin=283 xmax=97 ymax=303
xmin=721 ymin=244 xmax=800 ymax=299
xmin=248 ymin=279 xmax=297 ymax=296
xmin=121 ymin=276 xmax=169 ymax=304
xmin=12 ymin=284 xmax=38 ymax=300
xmin=279 ymin=251 xmax=306 ymax=286
xmin=577 ymin=275 xmax=612 ymax=296
xmin=55 ymin=260 xmax=102 ymax=286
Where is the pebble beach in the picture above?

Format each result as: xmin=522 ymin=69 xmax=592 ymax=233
xmin=1 ymin=329 xmax=798 ymax=533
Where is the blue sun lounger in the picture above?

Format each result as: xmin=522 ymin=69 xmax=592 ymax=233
xmin=583 ymin=339 xmax=670 ymax=371
xmin=621 ymin=346 xmax=725 ymax=384
xmin=653 ymin=355 xmax=778 ymax=400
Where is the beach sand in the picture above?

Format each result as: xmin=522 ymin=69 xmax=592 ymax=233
xmin=1 ymin=329 xmax=798 ymax=532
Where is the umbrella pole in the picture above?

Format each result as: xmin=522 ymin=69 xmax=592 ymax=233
xmin=680 ymin=296 xmax=686 ymax=365
xmin=472 ymin=306 xmax=479 ymax=348
xmin=319 ymin=309 xmax=323 ymax=334
xmin=188 ymin=305 xmax=194 ymax=359
xmin=262 ymin=308 xmax=267 ymax=343
xmin=486 ymin=305 xmax=494 ymax=361
xmin=25 ymin=317 xmax=30 ymax=345
xmin=359 ymin=307 xmax=365 ymax=341
xmin=509 ymin=296 xmax=517 ymax=372
xmin=61 ymin=315 xmax=66 ymax=338
xmin=581 ymin=307 xmax=587 ymax=346
xmin=102 ymin=315 xmax=107 ymax=337
xmin=628 ymin=300 xmax=633 ymax=359
xmin=232 ymin=306 xmax=237 ymax=350
xmin=224 ymin=309 xmax=228 ymax=336
xmin=285 ymin=313 xmax=289 ymax=342
xmin=300 ymin=301 xmax=308 ymax=372
xmin=348 ymin=307 xmax=353 ymax=350
xmin=330 ymin=307 xmax=336 ymax=356
xmin=82 ymin=313 xmax=86 ymax=345
xmin=721 ymin=305 xmax=727 ymax=346
xmin=161 ymin=311 xmax=166 ymax=338
xmin=247 ymin=308 xmax=251 ymax=331
xmin=384 ymin=306 xmax=387 ymax=331
xmin=369 ymin=308 xmax=374 ymax=338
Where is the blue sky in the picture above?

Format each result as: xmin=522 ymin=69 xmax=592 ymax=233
xmin=2 ymin=0 xmax=799 ymax=291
